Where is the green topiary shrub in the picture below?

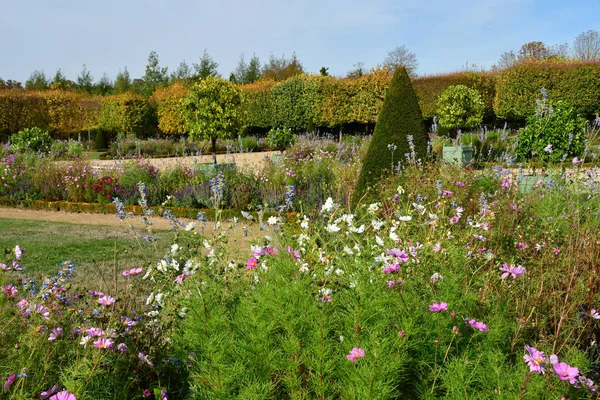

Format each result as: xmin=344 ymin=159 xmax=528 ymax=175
xmin=515 ymin=89 xmax=587 ymax=163
xmin=94 ymin=130 xmax=108 ymax=150
xmin=353 ymin=67 xmax=428 ymax=206
xmin=266 ymin=127 xmax=296 ymax=152
xmin=10 ymin=127 xmax=53 ymax=153
xmin=437 ymin=85 xmax=484 ymax=134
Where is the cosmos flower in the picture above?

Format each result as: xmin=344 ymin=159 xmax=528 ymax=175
xmin=346 ymin=347 xmax=365 ymax=362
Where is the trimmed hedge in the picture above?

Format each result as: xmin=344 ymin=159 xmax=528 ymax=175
xmin=98 ymin=93 xmax=158 ymax=138
xmin=353 ymin=67 xmax=428 ymax=206
xmin=241 ymin=80 xmax=276 ymax=129
xmin=152 ymin=82 xmax=189 ymax=135
xmin=494 ymin=61 xmax=600 ymax=120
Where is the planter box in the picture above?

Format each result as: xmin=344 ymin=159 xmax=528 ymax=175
xmin=194 ymin=162 xmax=236 ymax=177
xmin=442 ymin=146 xmax=473 ymax=166
xmin=518 ymin=174 xmax=554 ymax=194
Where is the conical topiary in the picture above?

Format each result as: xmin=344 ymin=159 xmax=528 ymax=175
xmin=353 ymin=67 xmax=428 ymax=207
xmin=94 ymin=130 xmax=108 ymax=150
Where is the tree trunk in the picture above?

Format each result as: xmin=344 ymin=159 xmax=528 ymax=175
xmin=211 ymin=136 xmax=217 ymax=164
xmin=339 ymin=125 xmax=343 ymax=143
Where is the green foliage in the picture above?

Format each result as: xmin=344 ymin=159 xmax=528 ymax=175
xmin=98 ymin=93 xmax=157 ymax=138
xmin=515 ymin=92 xmax=587 ymax=162
xmin=25 ymin=69 xmax=49 ymax=90
xmin=437 ymin=85 xmax=485 ymax=131
xmin=0 ymin=90 xmax=50 ymax=133
xmin=94 ymin=130 xmax=108 ymax=150
xmin=11 ymin=127 xmax=54 ymax=152
xmin=353 ymin=67 xmax=428 ymax=206
xmin=241 ymin=80 xmax=276 ymax=129
xmin=266 ymin=127 xmax=296 ymax=151
xmin=181 ymin=77 xmax=246 ymax=158
xmin=141 ymin=50 xmax=169 ymax=98
xmin=494 ymin=61 xmax=600 ymax=120
xmin=152 ymin=81 xmax=189 ymax=135
xmin=192 ymin=49 xmax=220 ymax=80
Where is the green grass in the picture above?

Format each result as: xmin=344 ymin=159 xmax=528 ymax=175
xmin=0 ymin=218 xmax=172 ymax=284
xmin=83 ymin=151 xmax=105 ymax=160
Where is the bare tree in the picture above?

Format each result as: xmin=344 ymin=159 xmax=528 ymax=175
xmin=573 ymin=30 xmax=600 ymax=61
xmin=518 ymin=41 xmax=552 ymax=61
xmin=383 ymin=46 xmax=418 ymax=77
xmin=346 ymin=62 xmax=365 ymax=78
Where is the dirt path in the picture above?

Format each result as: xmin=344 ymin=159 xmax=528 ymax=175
xmin=86 ymin=151 xmax=280 ymax=172
xmin=0 ymin=207 xmax=206 ymax=230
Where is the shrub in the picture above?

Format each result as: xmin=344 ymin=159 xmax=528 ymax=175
xmin=437 ymin=85 xmax=485 ymax=133
xmin=353 ymin=67 xmax=429 ymax=206
xmin=515 ymin=89 xmax=587 ymax=163
xmin=266 ymin=127 xmax=296 ymax=151
xmin=98 ymin=93 xmax=158 ymax=139
xmin=152 ymin=81 xmax=189 ymax=135
xmin=94 ymin=130 xmax=108 ymax=150
xmin=10 ymin=127 xmax=54 ymax=153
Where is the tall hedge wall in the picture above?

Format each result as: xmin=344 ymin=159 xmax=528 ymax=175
xmin=152 ymin=82 xmax=189 ymax=135
xmin=99 ymin=93 xmax=157 ymax=138
xmin=241 ymin=80 xmax=276 ymax=129
xmin=494 ymin=61 xmax=600 ymax=120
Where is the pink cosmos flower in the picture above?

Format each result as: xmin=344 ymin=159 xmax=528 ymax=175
xmin=49 ymin=391 xmax=77 ymax=400
xmin=501 ymin=179 xmax=511 ymax=188
xmin=591 ymin=309 xmax=600 ymax=320
xmin=386 ymin=248 xmax=409 ymax=263
xmin=143 ymin=389 xmax=151 ymax=397
xmin=121 ymin=317 xmax=137 ymax=327
xmin=40 ymin=384 xmax=59 ymax=399
xmin=467 ymin=319 xmax=489 ymax=332
xmin=17 ymin=299 xmax=28 ymax=309
xmin=117 ymin=343 xmax=128 ymax=352
xmin=553 ymin=247 xmax=561 ymax=255
xmin=572 ymin=157 xmax=581 ymax=165
xmin=251 ymin=248 xmax=265 ymax=257
xmin=97 ymin=295 xmax=116 ymax=306
xmin=387 ymin=281 xmax=396 ymax=287
xmin=4 ymin=284 xmax=17 ymax=297
xmin=14 ymin=245 xmax=23 ymax=260
xmin=93 ymin=337 xmax=114 ymax=349
xmin=122 ymin=268 xmax=143 ymax=276
xmin=246 ymin=257 xmax=259 ymax=270
xmin=12 ymin=260 xmax=23 ymax=271
xmin=383 ymin=264 xmax=400 ymax=274
xmin=0 ymin=262 xmax=8 ymax=271
xmin=517 ymin=242 xmax=528 ymax=249
xmin=265 ymin=246 xmax=278 ymax=256
xmin=161 ymin=390 xmax=168 ymax=400
xmin=287 ymin=246 xmax=301 ymax=260
xmin=174 ymin=273 xmax=191 ymax=285
xmin=139 ymin=352 xmax=154 ymax=366
xmin=523 ymin=345 xmax=546 ymax=374
xmin=432 ymin=243 xmax=441 ymax=253
xmin=499 ymin=263 xmax=526 ymax=279
xmin=86 ymin=327 xmax=104 ymax=337
xmin=48 ymin=327 xmax=63 ymax=341
xmin=4 ymin=374 xmax=16 ymax=389
xmin=553 ymin=362 xmax=579 ymax=384
xmin=429 ymin=302 xmax=448 ymax=312
xmin=346 ymin=347 xmax=365 ymax=362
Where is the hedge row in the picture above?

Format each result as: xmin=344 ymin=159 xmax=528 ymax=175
xmin=0 ymin=90 xmax=99 ymax=137
xmin=494 ymin=61 xmax=600 ymax=120
xmin=98 ymin=93 xmax=157 ymax=138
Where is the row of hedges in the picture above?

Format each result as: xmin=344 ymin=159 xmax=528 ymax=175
xmin=0 ymin=90 xmax=100 ymax=137
xmin=494 ymin=61 xmax=600 ymax=120
xmin=3 ymin=61 xmax=600 ymax=139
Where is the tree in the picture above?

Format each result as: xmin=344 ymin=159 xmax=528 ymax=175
xmin=353 ymin=67 xmax=428 ymax=207
xmin=262 ymin=53 xmax=304 ymax=81
xmin=76 ymin=64 xmax=94 ymax=93
xmin=180 ymin=77 xmax=245 ymax=164
xmin=141 ymin=50 xmax=168 ymax=97
xmin=346 ymin=62 xmax=365 ymax=78
xmin=573 ymin=30 xmax=600 ymax=61
xmin=245 ymin=54 xmax=261 ymax=84
xmin=50 ymin=69 xmax=72 ymax=90
xmin=233 ymin=54 xmax=248 ymax=83
xmin=193 ymin=49 xmax=220 ymax=80
xmin=518 ymin=41 xmax=552 ymax=61
xmin=436 ymin=85 xmax=484 ymax=133
xmin=94 ymin=73 xmax=113 ymax=96
xmin=383 ymin=46 xmax=418 ymax=77
xmin=320 ymin=67 xmax=329 ymax=76
xmin=0 ymin=79 xmax=22 ymax=89
xmin=171 ymin=60 xmax=192 ymax=83
xmin=25 ymin=70 xmax=49 ymax=90
xmin=496 ymin=50 xmax=517 ymax=70
xmin=113 ymin=67 xmax=132 ymax=94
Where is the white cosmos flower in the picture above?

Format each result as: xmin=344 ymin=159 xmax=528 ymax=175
xmin=349 ymin=224 xmax=365 ymax=233
xmin=267 ymin=216 xmax=279 ymax=226
xmin=343 ymin=246 xmax=354 ymax=255
xmin=368 ymin=203 xmax=380 ymax=215
xmin=389 ymin=230 xmax=400 ymax=242
xmin=375 ymin=236 xmax=385 ymax=247
xmin=413 ymin=203 xmax=426 ymax=214
xmin=185 ymin=222 xmax=196 ymax=231
xmin=171 ymin=244 xmax=179 ymax=254
xmin=299 ymin=264 xmax=310 ymax=273
xmin=371 ymin=219 xmax=385 ymax=231
xmin=398 ymin=215 xmax=412 ymax=222
xmin=300 ymin=216 xmax=309 ymax=230
xmin=146 ymin=293 xmax=155 ymax=305
xmin=321 ymin=197 xmax=335 ymax=213
xmin=335 ymin=268 xmax=344 ymax=276
xmin=326 ymin=224 xmax=341 ymax=233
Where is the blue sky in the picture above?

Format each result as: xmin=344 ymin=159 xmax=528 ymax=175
xmin=1 ymin=0 xmax=598 ymax=83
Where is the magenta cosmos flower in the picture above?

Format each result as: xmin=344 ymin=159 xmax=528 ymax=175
xmin=523 ymin=345 xmax=546 ymax=374
xmin=4 ymin=374 xmax=16 ymax=389
xmin=553 ymin=362 xmax=579 ymax=384
xmin=429 ymin=302 xmax=448 ymax=312
xmin=122 ymin=268 xmax=143 ymax=276
xmin=499 ymin=263 xmax=526 ymax=280
xmin=14 ymin=245 xmax=24 ymax=260
xmin=346 ymin=347 xmax=365 ymax=362
xmin=386 ymin=248 xmax=409 ymax=263
xmin=93 ymin=337 xmax=114 ymax=349
xmin=246 ymin=257 xmax=259 ymax=270
xmin=467 ymin=319 xmax=489 ymax=332
xmin=97 ymin=295 xmax=116 ymax=306
xmin=49 ymin=391 xmax=77 ymax=400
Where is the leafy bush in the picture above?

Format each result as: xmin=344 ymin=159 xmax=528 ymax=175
xmin=353 ymin=67 xmax=429 ymax=206
xmin=98 ymin=93 xmax=158 ymax=139
xmin=515 ymin=89 xmax=587 ymax=162
xmin=10 ymin=127 xmax=54 ymax=153
xmin=266 ymin=127 xmax=296 ymax=151
xmin=437 ymin=85 xmax=485 ymax=133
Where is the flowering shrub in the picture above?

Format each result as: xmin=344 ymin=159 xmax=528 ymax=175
xmin=10 ymin=127 xmax=54 ymax=153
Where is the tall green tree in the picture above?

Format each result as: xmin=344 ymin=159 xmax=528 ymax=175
xmin=233 ymin=54 xmax=248 ymax=83
xmin=141 ymin=50 xmax=169 ymax=97
xmin=245 ymin=54 xmax=261 ymax=83
xmin=171 ymin=60 xmax=192 ymax=83
xmin=180 ymin=77 xmax=245 ymax=164
xmin=193 ymin=49 xmax=220 ymax=80
xmin=94 ymin=73 xmax=113 ymax=96
xmin=76 ymin=64 xmax=94 ymax=93
xmin=113 ymin=67 xmax=132 ymax=94
xmin=50 ymin=69 xmax=71 ymax=90
xmin=25 ymin=70 xmax=49 ymax=90
xmin=353 ymin=67 xmax=428 ymax=206
xmin=262 ymin=53 xmax=304 ymax=81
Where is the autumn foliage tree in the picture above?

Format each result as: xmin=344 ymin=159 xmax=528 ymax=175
xmin=180 ymin=77 xmax=246 ymax=163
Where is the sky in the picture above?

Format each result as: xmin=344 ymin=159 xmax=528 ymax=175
xmin=1 ymin=0 xmax=598 ymax=84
